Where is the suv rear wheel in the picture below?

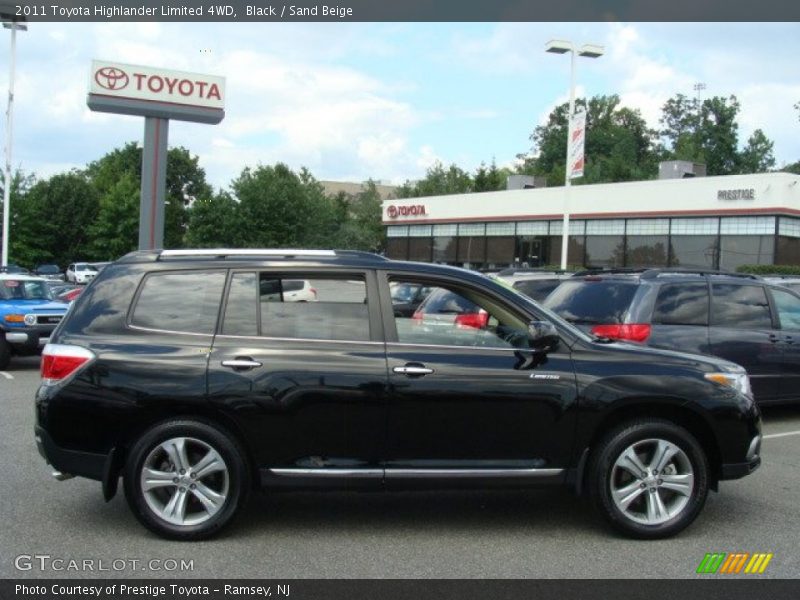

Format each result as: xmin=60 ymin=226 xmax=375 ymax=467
xmin=588 ymin=419 xmax=709 ymax=539
xmin=123 ymin=419 xmax=250 ymax=540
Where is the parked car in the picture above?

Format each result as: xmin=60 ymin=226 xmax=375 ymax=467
xmin=390 ymin=281 xmax=433 ymax=317
xmin=0 ymin=264 xmax=30 ymax=275
xmin=36 ymin=249 xmax=760 ymax=540
xmin=495 ymin=270 xmax=575 ymax=302
xmin=0 ymin=274 xmax=69 ymax=369
xmin=763 ymin=275 xmax=800 ymax=293
xmin=58 ymin=287 xmax=84 ymax=303
xmin=544 ymin=268 xmax=800 ymax=405
xmin=66 ymin=262 xmax=98 ymax=284
xmin=34 ymin=264 xmax=65 ymax=281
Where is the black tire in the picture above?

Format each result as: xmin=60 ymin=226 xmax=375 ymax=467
xmin=0 ymin=337 xmax=11 ymax=370
xmin=588 ymin=418 xmax=709 ymax=539
xmin=123 ymin=419 xmax=250 ymax=541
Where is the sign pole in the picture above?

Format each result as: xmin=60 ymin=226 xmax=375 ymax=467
xmin=139 ymin=117 xmax=169 ymax=250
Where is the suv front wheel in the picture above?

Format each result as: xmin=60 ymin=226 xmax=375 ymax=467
xmin=589 ymin=419 xmax=709 ymax=539
xmin=123 ymin=419 xmax=250 ymax=540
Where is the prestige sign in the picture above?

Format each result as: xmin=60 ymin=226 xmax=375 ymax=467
xmin=89 ymin=60 xmax=225 ymax=109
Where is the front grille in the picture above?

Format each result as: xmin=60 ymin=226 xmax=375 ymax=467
xmin=36 ymin=314 xmax=63 ymax=325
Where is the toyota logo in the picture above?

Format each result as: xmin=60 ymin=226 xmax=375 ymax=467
xmin=387 ymin=205 xmax=398 ymax=218
xmin=94 ymin=66 xmax=129 ymax=91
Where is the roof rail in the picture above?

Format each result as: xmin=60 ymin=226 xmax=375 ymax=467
xmin=153 ymin=249 xmax=389 ymax=262
xmin=571 ymin=268 xmax=645 ymax=277
xmin=639 ymin=268 xmax=761 ymax=280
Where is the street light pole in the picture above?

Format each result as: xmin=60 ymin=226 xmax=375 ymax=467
xmin=2 ymin=17 xmax=26 ymax=268
xmin=545 ymin=39 xmax=603 ymax=270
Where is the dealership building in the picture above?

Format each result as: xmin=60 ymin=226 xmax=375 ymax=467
xmin=381 ymin=168 xmax=800 ymax=271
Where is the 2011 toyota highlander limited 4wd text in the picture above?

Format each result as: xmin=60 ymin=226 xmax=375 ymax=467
xmin=35 ymin=249 xmax=761 ymax=540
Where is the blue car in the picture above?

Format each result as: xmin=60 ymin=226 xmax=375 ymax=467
xmin=0 ymin=275 xmax=68 ymax=370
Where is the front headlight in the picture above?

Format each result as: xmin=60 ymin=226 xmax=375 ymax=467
xmin=705 ymin=371 xmax=753 ymax=397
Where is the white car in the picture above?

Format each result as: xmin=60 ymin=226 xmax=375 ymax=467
xmin=65 ymin=263 xmax=99 ymax=284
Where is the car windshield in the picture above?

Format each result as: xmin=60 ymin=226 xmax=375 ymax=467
xmin=391 ymin=282 xmax=421 ymax=303
xmin=0 ymin=279 xmax=52 ymax=300
xmin=76 ymin=264 xmax=97 ymax=272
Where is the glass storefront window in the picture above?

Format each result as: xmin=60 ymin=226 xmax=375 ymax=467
xmin=669 ymin=235 xmax=718 ymax=268
xmin=485 ymin=237 xmax=515 ymax=266
xmin=457 ymin=236 xmax=486 ymax=266
xmin=626 ymin=235 xmax=669 ymax=267
xmin=386 ymin=238 xmax=408 ymax=260
xmin=433 ymin=236 xmax=457 ymax=263
xmin=408 ymin=238 xmax=432 ymax=262
xmin=719 ymin=235 xmax=775 ymax=271
xmin=777 ymin=236 xmax=800 ymax=266
xmin=548 ymin=236 xmax=585 ymax=268
xmin=585 ymin=236 xmax=625 ymax=268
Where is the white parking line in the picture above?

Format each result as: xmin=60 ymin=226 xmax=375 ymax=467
xmin=763 ymin=430 xmax=800 ymax=440
xmin=0 ymin=372 xmax=13 ymax=380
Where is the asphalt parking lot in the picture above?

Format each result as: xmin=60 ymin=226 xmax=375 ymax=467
xmin=2 ymin=356 xmax=799 ymax=579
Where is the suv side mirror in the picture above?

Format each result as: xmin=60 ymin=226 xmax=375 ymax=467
xmin=528 ymin=320 xmax=560 ymax=352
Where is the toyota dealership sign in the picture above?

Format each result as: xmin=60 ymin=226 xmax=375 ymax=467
xmin=89 ymin=60 xmax=225 ymax=110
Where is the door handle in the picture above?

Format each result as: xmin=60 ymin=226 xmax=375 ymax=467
xmin=768 ymin=334 xmax=781 ymax=343
xmin=784 ymin=335 xmax=795 ymax=345
xmin=393 ymin=364 xmax=434 ymax=376
xmin=221 ymin=358 xmax=263 ymax=370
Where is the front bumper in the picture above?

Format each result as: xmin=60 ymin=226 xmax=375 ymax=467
xmin=35 ymin=425 xmax=107 ymax=482
xmin=3 ymin=324 xmax=59 ymax=351
xmin=720 ymin=433 xmax=762 ymax=480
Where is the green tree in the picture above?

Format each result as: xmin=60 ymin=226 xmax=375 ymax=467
xmin=473 ymin=160 xmax=507 ymax=192
xmin=231 ymin=163 xmax=338 ymax=248
xmin=185 ymin=191 xmax=245 ymax=248
xmin=397 ymin=162 xmax=473 ymax=198
xmin=86 ymin=142 xmax=213 ymax=251
xmin=87 ymin=173 xmax=140 ymax=260
xmin=328 ymin=180 xmax=386 ymax=252
xmin=739 ymin=129 xmax=776 ymax=174
xmin=519 ymin=94 xmax=660 ymax=186
xmin=660 ymin=94 xmax=775 ymax=175
xmin=10 ymin=172 xmax=99 ymax=268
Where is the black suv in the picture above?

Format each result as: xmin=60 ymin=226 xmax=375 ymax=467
xmin=36 ymin=250 xmax=761 ymax=540
xmin=544 ymin=268 xmax=800 ymax=405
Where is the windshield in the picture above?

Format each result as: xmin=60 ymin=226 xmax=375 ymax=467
xmin=390 ymin=282 xmax=421 ymax=303
xmin=76 ymin=264 xmax=97 ymax=272
xmin=0 ymin=279 xmax=53 ymax=300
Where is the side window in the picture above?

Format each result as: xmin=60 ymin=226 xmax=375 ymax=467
xmin=221 ymin=273 xmax=370 ymax=341
xmin=391 ymin=279 xmax=532 ymax=349
xmin=711 ymin=284 xmax=772 ymax=329
xmin=652 ymin=282 xmax=709 ymax=326
xmin=131 ymin=271 xmax=226 ymax=334
xmin=771 ymin=288 xmax=800 ymax=331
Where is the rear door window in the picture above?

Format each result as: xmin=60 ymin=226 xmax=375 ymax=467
xmin=652 ymin=282 xmax=709 ymax=325
xmin=544 ymin=280 xmax=637 ymax=324
xmin=711 ymin=284 xmax=772 ymax=329
xmin=222 ymin=273 xmax=370 ymax=341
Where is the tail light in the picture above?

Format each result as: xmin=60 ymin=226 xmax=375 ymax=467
xmin=590 ymin=323 xmax=651 ymax=342
xmin=411 ymin=310 xmax=424 ymax=324
xmin=309 ymin=287 xmax=318 ymax=300
xmin=455 ymin=309 xmax=489 ymax=329
xmin=41 ymin=344 xmax=96 ymax=385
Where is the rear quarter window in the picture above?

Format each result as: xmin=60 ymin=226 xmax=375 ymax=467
xmin=131 ymin=271 xmax=226 ymax=335
xmin=544 ymin=280 xmax=638 ymax=324
xmin=652 ymin=282 xmax=709 ymax=326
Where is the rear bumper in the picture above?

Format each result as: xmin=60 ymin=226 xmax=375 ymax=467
xmin=35 ymin=425 xmax=107 ymax=482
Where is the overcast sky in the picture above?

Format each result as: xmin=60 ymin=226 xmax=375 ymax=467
xmin=2 ymin=22 xmax=799 ymax=189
